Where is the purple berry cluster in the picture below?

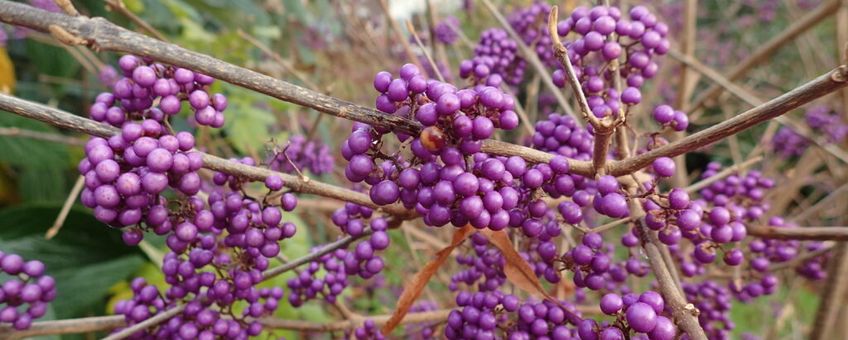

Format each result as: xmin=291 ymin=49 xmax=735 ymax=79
xmin=112 ymin=171 xmax=297 ymax=337
xmin=450 ymin=233 xmax=507 ymax=292
xmin=267 ymin=134 xmax=335 ymax=175
xmin=434 ymin=16 xmax=460 ymax=45
xmin=459 ymin=28 xmax=525 ymax=86
xmin=561 ymin=233 xmax=614 ymax=291
xmin=288 ymin=209 xmax=390 ymax=307
xmin=771 ymin=126 xmax=809 ymax=158
xmin=287 ymin=248 xmax=350 ymax=306
xmin=0 ymin=252 xmax=55 ymax=331
xmin=554 ymin=5 xmax=670 ymax=117
xmin=405 ymin=300 xmax=440 ymax=339
xmin=445 ymin=289 xmax=581 ymax=339
xmin=89 ymin=55 xmax=227 ymax=128
xmin=581 ymin=290 xmax=677 ymax=340
xmin=683 ymin=281 xmax=734 ymax=339
xmin=651 ymin=105 xmax=689 ymax=132
xmin=351 ymin=319 xmax=385 ymax=340
xmin=772 ymin=105 xmax=848 ymax=158
xmin=78 ymin=122 xmax=203 ymax=232
xmin=507 ymin=2 xmax=557 ymax=67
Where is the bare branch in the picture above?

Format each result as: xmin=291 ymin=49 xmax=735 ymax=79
xmin=625 ymin=183 xmax=707 ymax=339
xmin=608 ymin=66 xmax=848 ymax=176
xmin=101 ymin=304 xmax=186 ymax=340
xmin=747 ymin=225 xmax=848 ymax=241
xmin=0 ymin=1 xmax=600 ymax=176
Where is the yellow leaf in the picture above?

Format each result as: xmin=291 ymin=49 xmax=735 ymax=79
xmin=0 ymin=47 xmax=15 ymax=93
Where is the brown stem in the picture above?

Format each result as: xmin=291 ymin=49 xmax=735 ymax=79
xmin=45 ymin=175 xmax=85 ymax=239
xmin=747 ymin=225 xmax=848 ymax=241
xmin=668 ymin=48 xmax=848 ymax=164
xmin=593 ymin=130 xmax=613 ymax=176
xmin=625 ymin=183 xmax=707 ymax=339
xmin=0 ymin=315 xmax=125 ymax=340
xmin=104 ymin=0 xmax=168 ymax=41
xmin=0 ymin=1 xmax=600 ymax=176
xmin=547 ymin=6 xmax=599 ymax=127
xmin=608 ymin=66 xmax=848 ymax=176
xmin=101 ymin=304 xmax=186 ymax=340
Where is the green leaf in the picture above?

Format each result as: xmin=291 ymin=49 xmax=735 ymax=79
xmin=0 ymin=113 xmax=72 ymax=202
xmin=224 ymin=98 xmax=275 ymax=154
xmin=24 ymin=40 xmax=81 ymax=78
xmin=0 ymin=204 xmax=146 ymax=319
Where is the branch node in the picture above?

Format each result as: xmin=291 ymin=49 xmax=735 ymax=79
xmin=684 ymin=303 xmax=700 ymax=317
xmin=831 ymin=65 xmax=848 ymax=83
xmin=48 ymin=25 xmax=88 ymax=46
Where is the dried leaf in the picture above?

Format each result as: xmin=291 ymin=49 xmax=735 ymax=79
xmin=480 ymin=230 xmax=583 ymax=325
xmin=480 ymin=229 xmax=549 ymax=299
xmin=381 ymin=225 xmax=473 ymax=334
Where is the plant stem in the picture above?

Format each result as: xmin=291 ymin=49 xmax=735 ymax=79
xmin=608 ymin=66 xmax=848 ymax=176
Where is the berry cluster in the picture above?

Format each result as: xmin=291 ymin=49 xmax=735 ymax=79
xmin=0 ymin=253 xmax=55 ymax=330
xmin=772 ymin=105 xmax=848 ymax=158
xmin=351 ymin=319 xmax=385 ymax=340
xmin=459 ymin=28 xmax=524 ymax=86
xmin=507 ymin=2 xmax=557 ymax=67
xmin=561 ymin=232 xmax=615 ymax=291
xmin=288 ymin=207 xmax=390 ymax=307
xmin=434 ymin=16 xmax=460 ymax=45
xmin=267 ymin=134 xmax=335 ymax=176
xmin=683 ymin=281 xmax=734 ymax=339
xmin=78 ymin=122 xmax=203 ymax=232
xmin=584 ymin=290 xmax=677 ymax=339
xmin=89 ymin=55 xmax=227 ymax=128
xmin=554 ymin=5 xmax=670 ymax=116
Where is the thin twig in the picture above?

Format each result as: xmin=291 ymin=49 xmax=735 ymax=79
xmin=746 ymin=225 xmax=848 ymax=241
xmin=45 ymin=175 xmax=84 ymax=239
xmin=104 ymin=0 xmax=168 ymax=41
xmin=668 ymin=48 xmax=848 ymax=164
xmin=376 ymin=0 xmax=424 ymax=72
xmin=101 ymin=304 xmax=186 ymax=340
xmin=405 ymin=20 xmax=445 ymax=82
xmin=547 ymin=6 xmax=598 ymax=126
